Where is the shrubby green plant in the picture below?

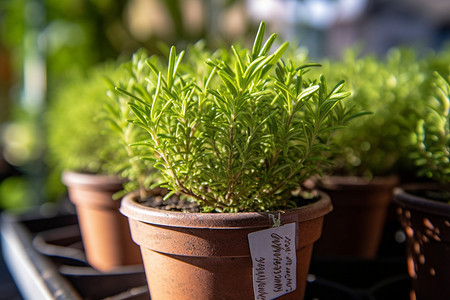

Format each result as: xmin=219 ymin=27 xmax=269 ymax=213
xmin=46 ymin=63 xmax=124 ymax=175
xmin=117 ymin=22 xmax=353 ymax=212
xmin=315 ymin=49 xmax=426 ymax=178
xmin=103 ymin=49 xmax=156 ymax=199
xmin=46 ymin=55 xmax=156 ymax=193
xmin=46 ymin=55 xmax=156 ymax=199
xmin=424 ymin=45 xmax=450 ymax=80
xmin=410 ymin=72 xmax=450 ymax=187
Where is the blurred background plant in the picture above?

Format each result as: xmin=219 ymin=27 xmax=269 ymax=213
xmin=409 ymin=72 xmax=450 ymax=188
xmin=0 ymin=0 xmax=449 ymax=211
xmin=45 ymin=62 xmax=122 ymax=199
xmin=313 ymin=49 xmax=427 ymax=179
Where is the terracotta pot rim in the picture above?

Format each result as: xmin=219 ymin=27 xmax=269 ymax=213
xmin=394 ymin=186 xmax=450 ymax=217
xmin=317 ymin=175 xmax=399 ymax=190
xmin=120 ymin=191 xmax=333 ymax=229
xmin=62 ymin=171 xmax=126 ymax=191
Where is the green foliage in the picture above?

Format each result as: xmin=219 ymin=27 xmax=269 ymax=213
xmin=102 ymin=49 xmax=157 ymax=199
xmin=0 ymin=176 xmax=33 ymax=211
xmin=118 ymin=22 xmax=351 ymax=212
xmin=315 ymin=49 xmax=427 ymax=178
xmin=424 ymin=45 xmax=450 ymax=80
xmin=410 ymin=72 xmax=450 ymax=185
xmin=47 ymin=50 xmax=161 ymax=200
xmin=46 ymin=62 xmax=125 ymax=175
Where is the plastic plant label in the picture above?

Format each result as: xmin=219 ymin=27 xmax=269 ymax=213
xmin=248 ymin=222 xmax=297 ymax=300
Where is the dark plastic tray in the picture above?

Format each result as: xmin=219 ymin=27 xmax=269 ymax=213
xmin=1 ymin=210 xmax=148 ymax=300
xmin=1 ymin=206 xmax=410 ymax=300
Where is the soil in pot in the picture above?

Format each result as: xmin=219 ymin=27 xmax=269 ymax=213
xmin=313 ymin=175 xmax=399 ymax=258
xmin=62 ymin=171 xmax=142 ymax=272
xmin=120 ymin=190 xmax=333 ymax=300
xmin=394 ymin=185 xmax=450 ymax=300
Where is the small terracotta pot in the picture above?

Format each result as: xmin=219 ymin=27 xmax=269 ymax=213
xmin=314 ymin=175 xmax=399 ymax=258
xmin=120 ymin=191 xmax=332 ymax=300
xmin=62 ymin=171 xmax=142 ymax=271
xmin=394 ymin=185 xmax=450 ymax=300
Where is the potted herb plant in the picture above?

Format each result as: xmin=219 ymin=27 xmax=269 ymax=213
xmin=117 ymin=22 xmax=353 ymax=300
xmin=394 ymin=72 xmax=450 ymax=300
xmin=311 ymin=49 xmax=426 ymax=258
xmin=46 ymin=57 xmax=150 ymax=271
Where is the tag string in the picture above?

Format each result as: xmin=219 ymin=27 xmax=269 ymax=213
xmin=269 ymin=213 xmax=281 ymax=228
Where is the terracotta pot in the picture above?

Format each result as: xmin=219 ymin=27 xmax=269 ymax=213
xmin=394 ymin=185 xmax=450 ymax=300
xmin=314 ymin=175 xmax=399 ymax=258
xmin=120 ymin=191 xmax=333 ymax=300
xmin=62 ymin=171 xmax=142 ymax=271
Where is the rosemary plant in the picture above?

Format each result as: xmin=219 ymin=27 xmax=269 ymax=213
xmin=410 ymin=72 xmax=450 ymax=187
xmin=118 ymin=22 xmax=351 ymax=212
xmin=103 ymin=49 xmax=158 ymax=199
xmin=315 ymin=49 xmax=426 ymax=178
xmin=47 ymin=63 xmax=124 ymax=175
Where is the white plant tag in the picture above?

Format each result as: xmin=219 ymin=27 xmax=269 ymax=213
xmin=248 ymin=222 xmax=297 ymax=300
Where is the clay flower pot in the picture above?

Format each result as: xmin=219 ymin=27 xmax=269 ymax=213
xmin=314 ymin=175 xmax=399 ymax=258
xmin=394 ymin=185 xmax=450 ymax=300
xmin=120 ymin=191 xmax=333 ymax=300
xmin=62 ymin=171 xmax=142 ymax=271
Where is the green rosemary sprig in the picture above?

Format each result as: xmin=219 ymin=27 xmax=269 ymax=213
xmin=118 ymin=22 xmax=351 ymax=212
